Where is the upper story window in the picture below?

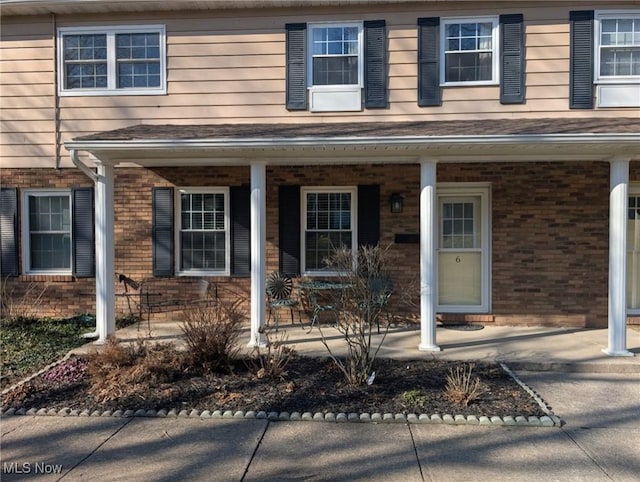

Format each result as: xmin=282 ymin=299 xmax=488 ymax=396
xmin=310 ymin=23 xmax=361 ymax=86
xmin=177 ymin=188 xmax=230 ymax=276
xmin=307 ymin=22 xmax=363 ymax=111
xmin=441 ymin=17 xmax=499 ymax=85
xmin=286 ymin=21 xmax=386 ymax=112
xmin=57 ymin=25 xmax=166 ymax=96
xmin=21 ymin=190 xmax=72 ymax=275
xmin=596 ymin=13 xmax=640 ymax=82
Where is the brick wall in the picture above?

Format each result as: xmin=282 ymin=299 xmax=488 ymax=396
xmin=1 ymin=161 xmax=623 ymax=327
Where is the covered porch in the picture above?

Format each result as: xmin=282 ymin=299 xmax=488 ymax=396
xmin=64 ymin=118 xmax=640 ymax=356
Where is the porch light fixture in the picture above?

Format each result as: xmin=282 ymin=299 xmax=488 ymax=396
xmin=390 ymin=193 xmax=403 ymax=213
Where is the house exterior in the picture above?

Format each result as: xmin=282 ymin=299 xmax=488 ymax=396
xmin=1 ymin=0 xmax=638 ymax=355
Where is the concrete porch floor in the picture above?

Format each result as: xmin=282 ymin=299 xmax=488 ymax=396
xmin=73 ymin=316 xmax=640 ymax=373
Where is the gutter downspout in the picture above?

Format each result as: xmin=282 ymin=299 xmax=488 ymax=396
xmin=70 ymin=149 xmax=97 ymax=182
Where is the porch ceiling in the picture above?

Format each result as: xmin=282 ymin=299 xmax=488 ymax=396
xmin=65 ymin=118 xmax=640 ymax=167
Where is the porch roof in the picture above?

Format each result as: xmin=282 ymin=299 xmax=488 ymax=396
xmin=66 ymin=117 xmax=640 ymax=166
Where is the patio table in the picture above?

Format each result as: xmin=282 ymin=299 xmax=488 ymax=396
xmin=297 ymin=280 xmax=352 ymax=332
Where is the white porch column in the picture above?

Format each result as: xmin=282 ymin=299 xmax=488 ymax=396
xmin=94 ymin=164 xmax=115 ymax=344
xmin=604 ymin=158 xmax=634 ymax=356
xmin=419 ymin=159 xmax=441 ymax=351
xmin=249 ymin=162 xmax=268 ymax=347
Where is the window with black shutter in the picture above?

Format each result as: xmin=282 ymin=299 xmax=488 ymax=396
xmin=286 ymin=20 xmax=387 ymax=112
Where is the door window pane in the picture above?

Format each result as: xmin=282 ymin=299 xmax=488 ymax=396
xmin=440 ymin=200 xmax=478 ymax=249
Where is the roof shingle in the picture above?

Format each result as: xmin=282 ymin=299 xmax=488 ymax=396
xmin=74 ymin=118 xmax=640 ymax=142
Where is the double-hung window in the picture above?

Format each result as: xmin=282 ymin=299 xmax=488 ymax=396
xmin=177 ymin=189 xmax=230 ymax=276
xmin=302 ymin=188 xmax=356 ymax=273
xmin=441 ymin=17 xmax=499 ymax=85
xmin=21 ymin=190 xmax=72 ymax=274
xmin=595 ymin=11 xmax=640 ymax=107
xmin=308 ymin=22 xmax=363 ymax=111
xmin=58 ymin=25 xmax=166 ymax=95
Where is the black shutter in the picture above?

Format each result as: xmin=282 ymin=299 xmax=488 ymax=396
xmin=570 ymin=10 xmax=594 ymax=109
xmin=231 ymin=186 xmax=250 ymax=276
xmin=72 ymin=187 xmax=95 ymax=278
xmin=417 ymin=17 xmax=441 ymax=107
xmin=152 ymin=187 xmax=174 ymax=277
xmin=286 ymin=23 xmax=307 ymax=111
xmin=364 ymin=20 xmax=388 ymax=109
xmin=0 ymin=188 xmax=18 ymax=276
xmin=357 ymin=185 xmax=380 ymax=247
xmin=500 ymin=14 xmax=525 ymax=104
xmin=279 ymin=185 xmax=300 ymax=276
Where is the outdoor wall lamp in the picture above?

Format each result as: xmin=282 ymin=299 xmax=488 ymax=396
xmin=390 ymin=193 xmax=404 ymax=213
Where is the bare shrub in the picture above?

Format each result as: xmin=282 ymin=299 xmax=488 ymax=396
xmin=180 ymin=299 xmax=245 ymax=373
xmin=1 ymin=278 xmax=48 ymax=320
xmin=86 ymin=337 xmax=184 ymax=403
xmin=444 ymin=363 xmax=484 ymax=406
xmin=318 ymin=244 xmax=393 ymax=385
xmin=249 ymin=328 xmax=297 ymax=380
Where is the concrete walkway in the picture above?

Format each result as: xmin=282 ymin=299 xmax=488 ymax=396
xmin=2 ymin=323 xmax=639 ymax=481
xmin=81 ymin=320 xmax=640 ymax=372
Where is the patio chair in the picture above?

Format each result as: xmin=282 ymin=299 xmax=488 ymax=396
xmin=265 ymin=271 xmax=300 ymax=331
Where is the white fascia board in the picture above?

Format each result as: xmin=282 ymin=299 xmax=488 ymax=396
xmin=65 ymin=133 xmax=640 ymax=152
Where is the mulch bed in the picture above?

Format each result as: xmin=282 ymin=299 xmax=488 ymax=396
xmin=1 ymin=355 xmax=545 ymax=417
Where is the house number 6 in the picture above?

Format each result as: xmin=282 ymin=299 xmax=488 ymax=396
xmin=456 ymin=256 xmax=461 ymax=263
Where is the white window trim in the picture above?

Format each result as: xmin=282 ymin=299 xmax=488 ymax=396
xmin=175 ymin=187 xmax=230 ymax=277
xmin=436 ymin=183 xmax=491 ymax=313
xmin=307 ymin=21 xmax=364 ymax=89
xmin=301 ymin=186 xmax=357 ymax=276
xmin=594 ymin=10 xmax=640 ymax=85
xmin=627 ymin=184 xmax=640 ymax=314
xmin=57 ymin=24 xmax=166 ymax=96
xmin=21 ymin=189 xmax=72 ymax=276
xmin=440 ymin=16 xmax=500 ymax=87
xmin=307 ymin=21 xmax=363 ymax=112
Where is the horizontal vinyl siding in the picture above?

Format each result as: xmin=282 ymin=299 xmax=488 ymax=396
xmin=1 ymin=3 xmax=638 ymax=168
xmin=0 ymin=15 xmax=56 ymax=168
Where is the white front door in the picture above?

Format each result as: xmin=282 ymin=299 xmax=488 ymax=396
xmin=437 ymin=185 xmax=490 ymax=313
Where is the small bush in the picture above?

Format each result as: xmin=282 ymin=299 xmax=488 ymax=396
xmin=249 ymin=329 xmax=296 ymax=380
xmin=402 ymin=389 xmax=429 ymax=409
xmin=180 ymin=299 xmax=245 ymax=373
xmin=1 ymin=278 xmax=49 ymax=320
xmin=444 ymin=363 xmax=484 ymax=406
xmin=86 ymin=337 xmax=184 ymax=403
